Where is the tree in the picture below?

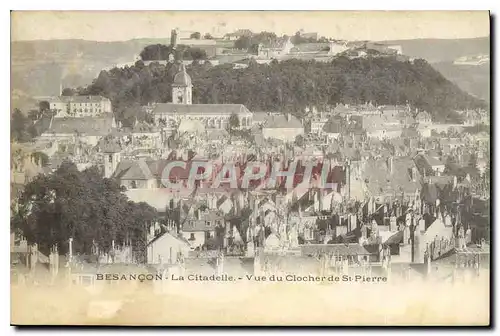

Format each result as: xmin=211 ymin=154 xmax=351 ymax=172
xmin=190 ymin=32 xmax=201 ymax=40
xmin=234 ymin=36 xmax=252 ymax=50
xmin=61 ymin=88 xmax=75 ymax=96
xmin=294 ymin=134 xmax=305 ymax=147
xmin=39 ymin=101 xmax=50 ymax=113
xmin=11 ymin=162 xmax=157 ymax=258
xmin=74 ymin=55 xmax=487 ymax=126
xmin=203 ymin=33 xmax=213 ymax=40
xmin=184 ymin=47 xmax=207 ymax=61
xmin=228 ymin=113 xmax=240 ymax=133
xmin=11 ymin=109 xmax=30 ymax=143
xmin=291 ymin=31 xmax=302 ymax=45
xmin=468 ymin=153 xmax=478 ymax=170
xmin=28 ymin=109 xmax=41 ymax=122
xmin=31 ymin=152 xmax=49 ymax=167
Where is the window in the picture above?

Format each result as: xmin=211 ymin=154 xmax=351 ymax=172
xmin=189 ymin=233 xmax=195 ymax=240
xmin=108 ymin=154 xmax=113 ymax=163
xmin=206 ymin=221 xmax=212 ymax=227
xmin=131 ymin=181 xmax=137 ymax=189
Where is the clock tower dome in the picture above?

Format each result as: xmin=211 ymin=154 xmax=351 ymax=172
xmin=172 ymin=63 xmax=192 ymax=105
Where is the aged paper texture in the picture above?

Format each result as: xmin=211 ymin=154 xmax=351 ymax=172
xmin=10 ymin=10 xmax=490 ymax=326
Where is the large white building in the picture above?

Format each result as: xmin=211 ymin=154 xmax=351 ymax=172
xmin=48 ymin=95 xmax=113 ymax=118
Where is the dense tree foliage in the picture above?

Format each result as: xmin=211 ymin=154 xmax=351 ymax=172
xmin=234 ymin=31 xmax=278 ymax=52
xmin=139 ymin=44 xmax=207 ymax=61
xmin=61 ymin=88 xmax=76 ymax=96
xmin=190 ymin=32 xmax=201 ymax=40
xmin=290 ymin=31 xmax=327 ymax=44
xmin=11 ymin=162 xmax=157 ymax=257
xmin=78 ymin=56 xmax=487 ymax=126
xmin=228 ymin=113 xmax=240 ymax=132
xmin=11 ymin=109 xmax=38 ymax=142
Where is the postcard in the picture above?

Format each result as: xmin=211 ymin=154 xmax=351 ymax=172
xmin=10 ymin=10 xmax=490 ymax=326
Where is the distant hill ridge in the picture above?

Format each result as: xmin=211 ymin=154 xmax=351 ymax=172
xmin=11 ymin=36 xmax=490 ymax=106
xmin=378 ymin=37 xmax=489 ymax=63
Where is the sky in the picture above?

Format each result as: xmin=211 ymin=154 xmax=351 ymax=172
xmin=12 ymin=11 xmax=490 ymax=42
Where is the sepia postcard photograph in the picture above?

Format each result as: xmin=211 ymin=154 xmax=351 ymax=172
xmin=9 ymin=10 xmax=491 ymax=326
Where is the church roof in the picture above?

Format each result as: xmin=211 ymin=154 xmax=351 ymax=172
xmin=173 ymin=64 xmax=192 ymax=87
xmin=152 ymin=103 xmax=252 ymax=115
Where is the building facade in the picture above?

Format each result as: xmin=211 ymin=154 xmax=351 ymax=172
xmin=48 ymin=95 xmax=112 ymax=118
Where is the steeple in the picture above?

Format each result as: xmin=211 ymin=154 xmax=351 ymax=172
xmin=170 ymin=28 xmax=178 ymax=50
xmin=172 ymin=63 xmax=193 ymax=105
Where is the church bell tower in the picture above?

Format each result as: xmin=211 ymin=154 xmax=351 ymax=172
xmin=172 ymin=63 xmax=192 ymax=105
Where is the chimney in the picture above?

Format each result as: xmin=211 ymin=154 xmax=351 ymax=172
xmin=29 ymin=243 xmax=38 ymax=271
xmin=387 ymin=157 xmax=394 ymax=174
xmin=68 ymin=238 xmax=73 ymax=263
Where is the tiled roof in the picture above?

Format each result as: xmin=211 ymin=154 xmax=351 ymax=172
xmin=120 ymin=159 xmax=154 ymax=180
xmin=262 ymin=114 xmax=303 ymax=129
xmin=147 ymin=231 xmax=191 ymax=247
xmin=45 ymin=114 xmax=114 ymax=136
xmin=47 ymin=95 xmax=109 ymax=104
xmin=322 ymin=118 xmax=344 ymax=134
xmin=226 ymin=29 xmax=253 ymax=37
xmin=363 ymin=157 xmax=420 ymax=197
xmin=383 ymin=231 xmax=403 ymax=245
xmin=290 ymin=43 xmax=329 ymax=53
xmin=425 ymin=155 xmax=444 ymax=167
xmin=152 ymin=104 xmax=251 ymax=115
xmin=300 ymin=244 xmax=374 ymax=256
xmin=67 ymin=95 xmax=110 ymax=103
xmin=132 ymin=122 xmax=160 ymax=133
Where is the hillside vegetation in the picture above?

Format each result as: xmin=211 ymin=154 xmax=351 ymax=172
xmin=77 ymin=56 xmax=487 ymax=126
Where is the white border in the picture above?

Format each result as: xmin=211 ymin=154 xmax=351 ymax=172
xmin=2 ymin=1 xmax=497 ymax=334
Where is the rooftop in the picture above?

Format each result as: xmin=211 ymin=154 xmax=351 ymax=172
xmin=253 ymin=113 xmax=303 ymax=129
xmin=44 ymin=114 xmax=115 ymax=136
xmin=152 ymin=104 xmax=252 ymax=115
